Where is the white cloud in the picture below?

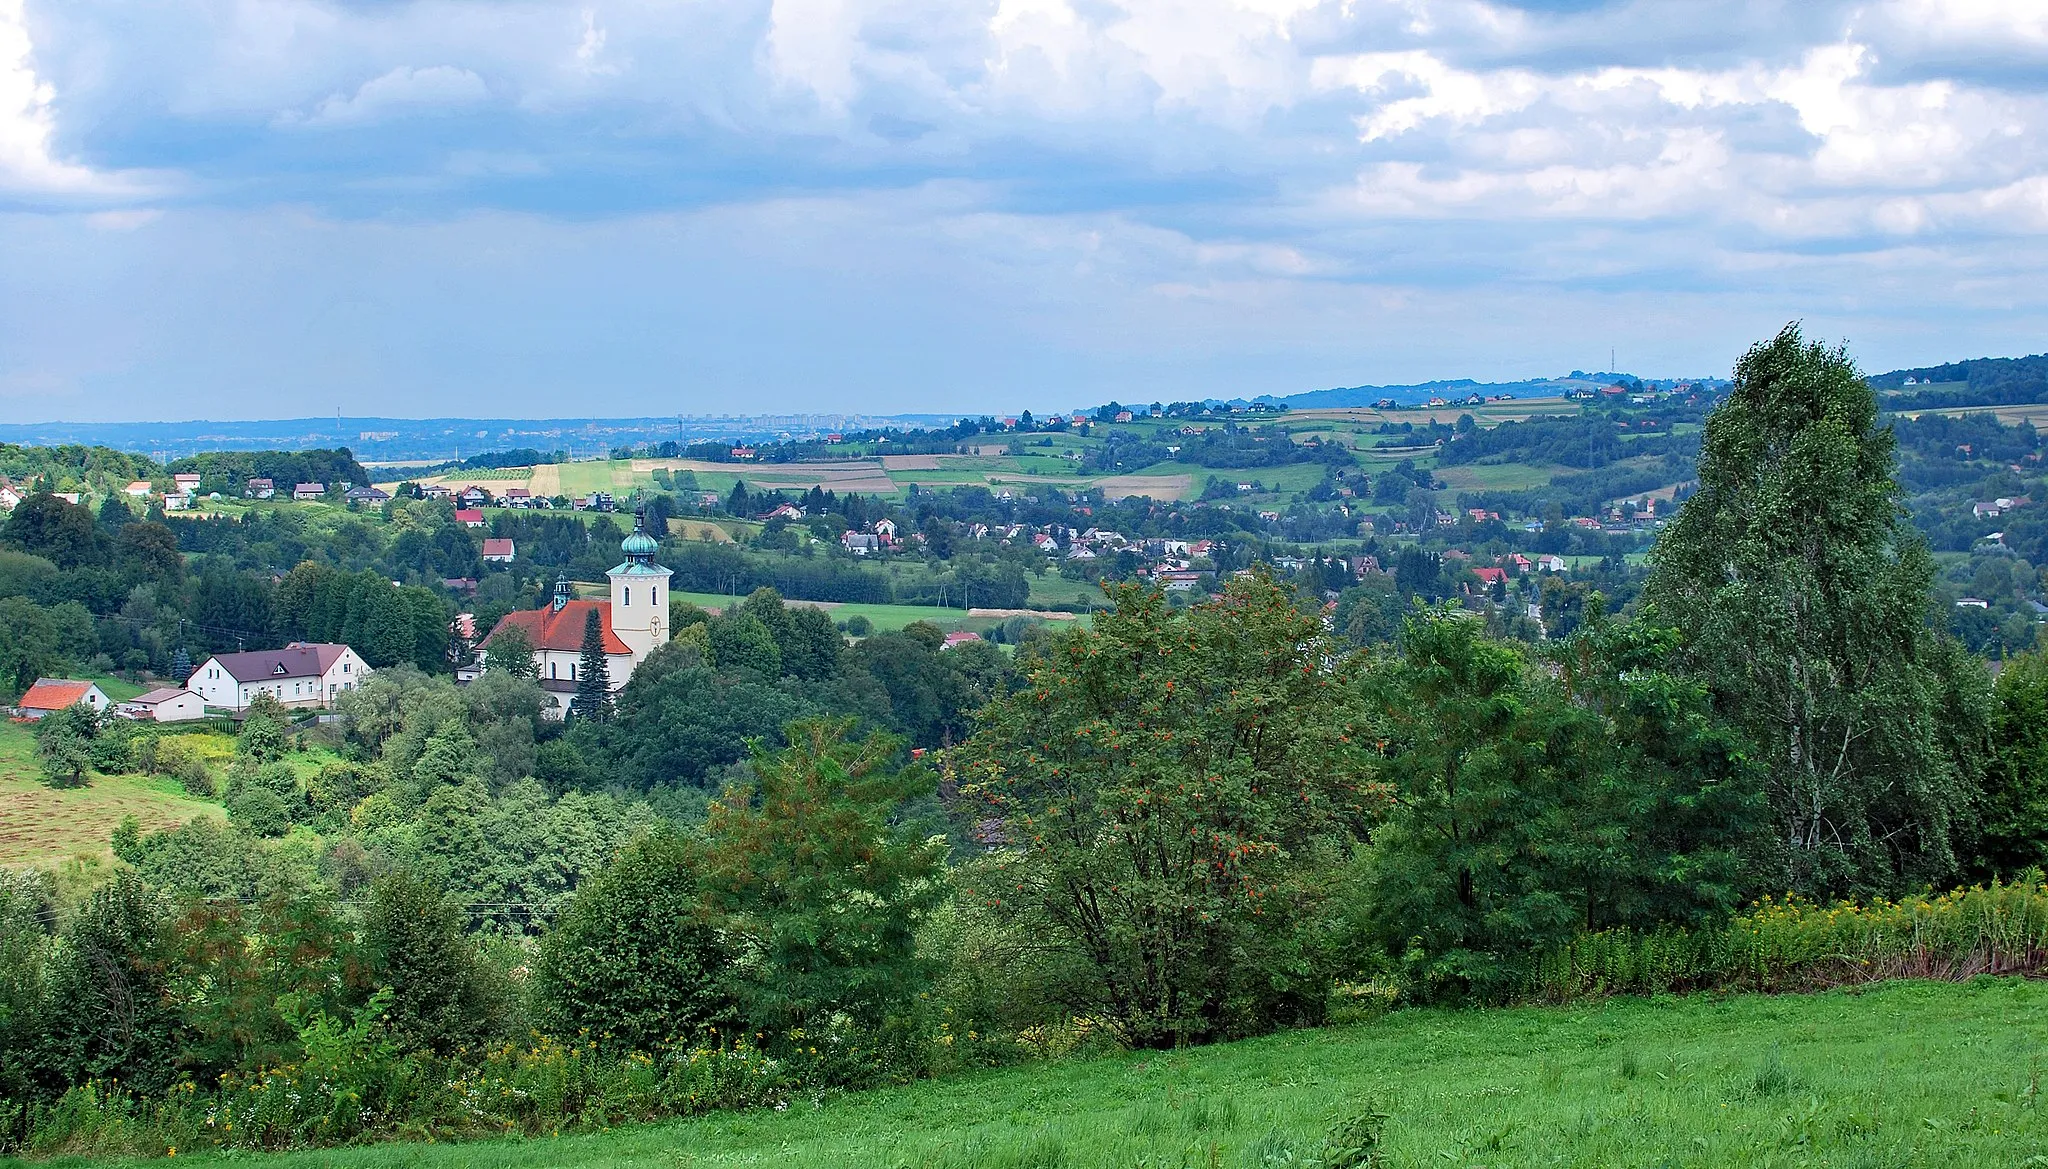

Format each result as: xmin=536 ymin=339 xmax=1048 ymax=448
xmin=279 ymin=64 xmax=491 ymax=127
xmin=0 ymin=0 xmax=124 ymax=193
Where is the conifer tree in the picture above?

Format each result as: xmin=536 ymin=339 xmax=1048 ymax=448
xmin=572 ymin=608 xmax=613 ymax=722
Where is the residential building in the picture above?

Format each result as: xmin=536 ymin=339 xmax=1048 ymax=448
xmin=455 ymin=508 xmax=486 ymax=528
xmin=457 ymin=485 xmax=493 ymax=508
xmin=246 ymin=478 xmax=276 ymax=499
xmin=346 ymin=486 xmax=391 ymax=505
xmin=14 ymin=679 xmax=110 ymax=719
xmin=842 ymin=532 xmax=880 ymax=555
xmin=118 ymin=688 xmax=205 ymax=723
xmin=173 ymin=473 xmax=202 ymax=494
xmin=0 ymin=481 xmax=21 ymax=511
xmin=188 ymin=643 xmax=370 ymax=711
xmin=504 ymin=487 xmax=534 ymax=508
xmin=124 ymin=480 xmax=153 ymax=499
xmin=293 ymin=482 xmax=326 ymax=501
xmin=479 ymin=514 xmax=671 ymax=718
xmin=482 ymin=538 xmax=516 ymax=563
xmin=941 ymin=631 xmax=984 ymax=650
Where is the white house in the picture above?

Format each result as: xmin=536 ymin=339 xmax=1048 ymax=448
xmin=188 ymin=643 xmax=370 ymax=711
xmin=481 ymin=538 xmax=516 ymax=563
xmin=479 ymin=514 xmax=671 ymax=718
xmin=14 ymin=679 xmax=110 ymax=719
xmin=118 ymin=688 xmax=206 ymax=722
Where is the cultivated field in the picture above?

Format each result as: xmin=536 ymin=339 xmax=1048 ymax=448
xmin=122 ymin=977 xmax=2048 ymax=1169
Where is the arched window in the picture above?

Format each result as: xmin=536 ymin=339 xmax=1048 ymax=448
xmin=624 ymin=587 xmax=631 ymax=606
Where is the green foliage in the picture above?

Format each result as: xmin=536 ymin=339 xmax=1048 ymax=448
xmin=1357 ymin=608 xmax=1762 ymax=1000
xmin=707 ymin=611 xmax=782 ymax=676
xmin=958 ymin=577 xmax=1378 ymax=1047
xmin=33 ymin=702 xmax=102 ymax=787
xmin=33 ymin=873 xmax=185 ymax=1094
xmin=361 ymin=871 xmax=504 ymax=1056
xmin=238 ymin=704 xmax=288 ymax=763
xmin=1647 ymin=323 xmax=1990 ymax=898
xmin=533 ymin=829 xmax=735 ymax=1053
xmin=1982 ymin=653 xmax=2048 ymax=876
xmin=699 ymin=719 xmax=948 ymax=1035
xmin=572 ymin=608 xmax=614 ymax=722
xmin=1527 ymin=877 xmax=2048 ymax=1000
xmin=483 ymin=621 xmax=538 ymax=678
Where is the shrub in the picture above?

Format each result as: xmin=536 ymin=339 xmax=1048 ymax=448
xmin=533 ymin=829 xmax=736 ymax=1054
xmin=1525 ymin=876 xmax=2048 ymax=1001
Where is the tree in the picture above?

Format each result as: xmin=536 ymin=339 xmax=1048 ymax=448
xmin=956 ymin=578 xmax=1379 ymax=1047
xmin=698 ymin=719 xmax=947 ymax=1034
xmin=238 ymin=701 xmax=288 ymax=763
xmin=707 ymin=612 xmax=782 ymax=677
xmin=34 ymin=873 xmax=184 ymax=1093
xmin=1646 ymin=324 xmax=1991 ymax=897
xmin=361 ymin=871 xmax=503 ymax=1055
xmin=1357 ymin=607 xmax=1760 ymax=1000
xmin=572 ymin=608 xmax=614 ymax=722
xmin=34 ymin=702 xmax=101 ymax=787
xmin=2 ymin=493 xmax=106 ymax=570
xmin=1979 ymin=651 xmax=2048 ymax=876
xmin=533 ymin=829 xmax=735 ymax=1053
xmin=485 ymin=622 xmax=539 ymax=679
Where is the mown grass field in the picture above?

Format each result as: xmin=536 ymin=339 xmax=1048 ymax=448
xmin=58 ymin=978 xmax=2044 ymax=1168
xmin=0 ymin=720 xmax=221 ymax=867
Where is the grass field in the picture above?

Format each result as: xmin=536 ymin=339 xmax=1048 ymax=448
xmin=0 ymin=720 xmax=221 ymax=867
xmin=85 ymin=978 xmax=2048 ymax=1168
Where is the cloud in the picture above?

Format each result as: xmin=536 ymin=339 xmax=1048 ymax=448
xmin=0 ymin=0 xmax=136 ymax=194
xmin=7 ymin=0 xmax=2048 ymax=415
xmin=278 ymin=64 xmax=491 ymax=127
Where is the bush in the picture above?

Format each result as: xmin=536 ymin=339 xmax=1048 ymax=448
xmin=1524 ymin=876 xmax=2048 ymax=1001
xmin=533 ymin=829 xmax=736 ymax=1054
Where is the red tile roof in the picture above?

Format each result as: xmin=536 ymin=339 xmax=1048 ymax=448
xmin=18 ymin=679 xmax=97 ymax=711
xmin=481 ymin=538 xmax=515 ymax=558
xmin=483 ymin=600 xmax=630 ymax=655
xmin=454 ymin=509 xmax=484 ymax=523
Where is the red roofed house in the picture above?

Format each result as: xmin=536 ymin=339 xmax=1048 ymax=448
xmin=941 ymin=631 xmax=983 ymax=650
xmin=14 ymin=679 xmax=111 ymax=719
xmin=1471 ymin=566 xmax=1508 ymax=592
xmin=455 ymin=508 xmax=486 ymax=528
xmin=481 ymin=538 xmax=516 ymax=563
xmin=188 ymin=643 xmax=370 ymax=712
xmin=479 ymin=513 xmax=672 ymax=718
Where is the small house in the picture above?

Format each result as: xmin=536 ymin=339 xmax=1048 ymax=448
xmin=124 ymin=480 xmax=153 ymax=499
xmin=455 ymin=508 xmax=486 ymax=528
xmin=293 ymin=482 xmax=326 ymax=501
xmin=118 ymin=688 xmax=205 ymax=723
xmin=346 ymin=486 xmax=391 ymax=505
xmin=481 ymin=538 xmax=516 ymax=563
xmin=14 ymin=679 xmax=110 ymax=719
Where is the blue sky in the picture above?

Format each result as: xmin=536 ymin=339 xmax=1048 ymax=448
xmin=4 ymin=0 xmax=2048 ymax=421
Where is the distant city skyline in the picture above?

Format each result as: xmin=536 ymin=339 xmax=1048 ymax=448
xmin=4 ymin=0 xmax=2046 ymax=420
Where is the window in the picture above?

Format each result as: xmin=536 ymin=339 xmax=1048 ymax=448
xmin=624 ymin=587 xmax=631 ymax=606
xmin=550 ymin=662 xmax=556 ymax=679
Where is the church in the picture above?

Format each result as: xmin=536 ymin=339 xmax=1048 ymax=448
xmin=480 ymin=512 xmax=672 ymax=718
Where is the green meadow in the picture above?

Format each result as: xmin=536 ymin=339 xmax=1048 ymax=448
xmin=56 ymin=978 xmax=2045 ymax=1169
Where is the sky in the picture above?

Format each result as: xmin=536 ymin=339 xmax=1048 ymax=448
xmin=3 ymin=0 xmax=2048 ymax=421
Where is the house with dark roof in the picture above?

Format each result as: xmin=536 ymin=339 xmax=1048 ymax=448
xmin=13 ymin=679 xmax=110 ymax=719
xmin=187 ymin=642 xmax=369 ymax=712
xmin=118 ymin=688 xmax=205 ymax=722
xmin=479 ymin=514 xmax=672 ymax=718
xmin=293 ymin=482 xmax=327 ymax=501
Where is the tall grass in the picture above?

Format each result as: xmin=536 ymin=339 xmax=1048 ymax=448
xmin=1526 ymin=875 xmax=2048 ymax=1001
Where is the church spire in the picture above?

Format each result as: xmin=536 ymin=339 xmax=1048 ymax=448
xmin=552 ymin=571 xmax=570 ymax=611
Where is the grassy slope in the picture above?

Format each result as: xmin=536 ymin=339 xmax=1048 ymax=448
xmin=0 ymin=721 xmax=221 ymax=867
xmin=102 ymin=979 xmax=2046 ymax=1169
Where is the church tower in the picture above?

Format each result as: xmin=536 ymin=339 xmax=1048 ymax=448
xmin=608 ymin=507 xmax=672 ymax=661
